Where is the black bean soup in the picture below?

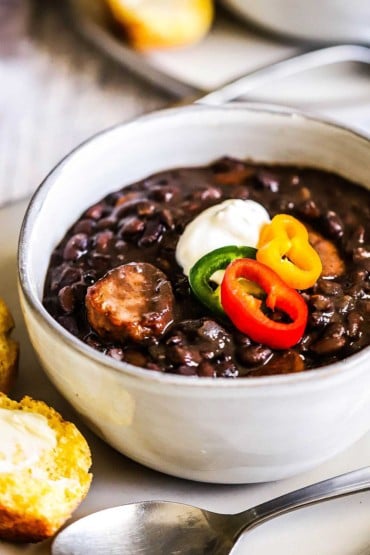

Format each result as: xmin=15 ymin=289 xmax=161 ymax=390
xmin=43 ymin=158 xmax=370 ymax=377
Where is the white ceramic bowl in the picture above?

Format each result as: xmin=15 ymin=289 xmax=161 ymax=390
xmin=18 ymin=104 xmax=370 ymax=484
xmin=222 ymin=0 xmax=370 ymax=44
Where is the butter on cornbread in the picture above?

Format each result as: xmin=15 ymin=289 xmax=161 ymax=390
xmin=0 ymin=394 xmax=92 ymax=542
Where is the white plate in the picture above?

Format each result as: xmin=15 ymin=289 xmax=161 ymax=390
xmin=69 ymin=0 xmax=370 ymax=125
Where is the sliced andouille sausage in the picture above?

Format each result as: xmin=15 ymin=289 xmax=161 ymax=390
xmin=308 ymin=229 xmax=345 ymax=278
xmin=85 ymin=263 xmax=174 ymax=343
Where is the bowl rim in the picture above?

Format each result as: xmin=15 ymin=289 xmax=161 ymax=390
xmin=18 ymin=101 xmax=370 ymax=390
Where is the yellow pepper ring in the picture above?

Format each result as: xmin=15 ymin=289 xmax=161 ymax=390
xmin=257 ymin=214 xmax=323 ymax=290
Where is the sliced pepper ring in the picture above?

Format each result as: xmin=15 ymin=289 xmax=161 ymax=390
xmin=257 ymin=214 xmax=322 ymax=290
xmin=221 ymin=258 xmax=308 ymax=349
xmin=189 ymin=245 xmax=257 ymax=316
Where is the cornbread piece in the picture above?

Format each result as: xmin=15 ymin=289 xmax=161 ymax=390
xmin=0 ymin=394 xmax=92 ymax=542
xmin=0 ymin=298 xmax=19 ymax=393
xmin=86 ymin=262 xmax=174 ymax=343
xmin=106 ymin=0 xmax=213 ymax=50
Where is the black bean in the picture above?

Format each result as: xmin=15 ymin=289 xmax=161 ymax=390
xmin=165 ymin=334 xmax=183 ymax=346
xmin=182 ymin=200 xmax=202 ymax=214
xmin=192 ymin=186 xmax=222 ymax=201
xmin=43 ymin=296 xmax=59 ymax=313
xmin=119 ymin=217 xmax=145 ymax=237
xmin=104 ymin=191 xmax=124 ymax=205
xmin=158 ymin=208 xmax=175 ymax=230
xmin=94 ymin=230 xmax=114 ymax=254
xmin=256 ymin=170 xmax=279 ymax=192
xmin=57 ymin=315 xmax=79 ymax=336
xmin=84 ymin=203 xmax=105 ymax=220
xmin=329 ymin=322 xmax=345 ymax=338
xmin=149 ymin=186 xmax=176 ymax=203
xmin=146 ymin=362 xmax=162 ymax=372
xmin=58 ymin=285 xmax=75 ymax=313
xmin=114 ymin=199 xmax=141 ymax=219
xmin=347 ymin=284 xmax=365 ymax=299
xmin=229 ymin=186 xmax=250 ymax=200
xmin=136 ymin=200 xmax=157 ymax=217
xmin=216 ymin=360 xmax=238 ymax=378
xmin=139 ymin=220 xmax=164 ymax=247
xmin=211 ymin=158 xmax=236 ymax=173
xmin=309 ymin=311 xmax=332 ymax=328
xmin=156 ymin=178 xmax=168 ymax=186
xmin=177 ymin=365 xmax=197 ymax=376
xmin=107 ymin=348 xmax=124 ymax=361
xmin=297 ymin=199 xmax=321 ymax=219
xmin=234 ymin=333 xmax=251 ymax=348
xmin=156 ymin=257 xmax=171 ymax=273
xmin=198 ymin=361 xmax=216 ymax=377
xmin=85 ymin=334 xmax=103 ymax=350
xmin=359 ymin=300 xmax=370 ymax=314
xmin=197 ymin=320 xmax=231 ymax=348
xmin=50 ymin=251 xmax=63 ymax=267
xmin=123 ymin=349 xmax=147 ymax=366
xmin=347 ymin=311 xmax=364 ymax=338
xmin=353 ymin=246 xmax=370 ymax=263
xmin=311 ymin=323 xmax=346 ymax=354
xmin=73 ymin=219 xmax=96 ymax=235
xmin=160 ymin=234 xmax=178 ymax=254
xmin=63 ymin=233 xmax=89 ymax=261
xmin=96 ymin=217 xmax=117 ymax=231
xmin=88 ymin=253 xmax=111 ymax=272
xmin=351 ymin=268 xmax=368 ymax=284
xmin=310 ymin=295 xmax=334 ymax=312
xmin=83 ymin=270 xmax=97 ymax=285
xmin=237 ymin=345 xmax=272 ymax=366
xmin=335 ymin=295 xmax=355 ymax=314
xmin=278 ymin=200 xmax=295 ymax=212
xmin=324 ymin=210 xmax=344 ymax=238
xmin=311 ymin=335 xmax=346 ymax=355
xmin=50 ymin=265 xmax=82 ymax=291
xmin=299 ymin=332 xmax=319 ymax=351
xmin=114 ymin=239 xmax=127 ymax=253
xmin=345 ymin=225 xmax=365 ymax=253
xmin=167 ymin=345 xmax=202 ymax=367
xmin=317 ymin=279 xmax=343 ymax=296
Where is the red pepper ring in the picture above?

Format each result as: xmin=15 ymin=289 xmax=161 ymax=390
xmin=221 ymin=258 xmax=308 ymax=350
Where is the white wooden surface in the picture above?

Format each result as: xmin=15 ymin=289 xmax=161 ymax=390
xmin=0 ymin=0 xmax=168 ymax=206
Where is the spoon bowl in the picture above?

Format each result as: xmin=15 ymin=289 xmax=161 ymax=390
xmin=52 ymin=467 xmax=370 ymax=555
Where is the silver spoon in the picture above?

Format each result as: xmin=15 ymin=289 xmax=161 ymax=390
xmin=52 ymin=467 xmax=370 ymax=555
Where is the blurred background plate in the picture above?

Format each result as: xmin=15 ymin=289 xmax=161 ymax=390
xmin=221 ymin=0 xmax=370 ymax=45
xmin=69 ymin=0 xmax=370 ymax=126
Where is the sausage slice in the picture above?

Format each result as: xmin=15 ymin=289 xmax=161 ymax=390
xmin=308 ymin=229 xmax=345 ymax=278
xmin=86 ymin=263 xmax=174 ymax=343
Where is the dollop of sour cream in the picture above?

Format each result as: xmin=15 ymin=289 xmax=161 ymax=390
xmin=0 ymin=408 xmax=57 ymax=473
xmin=176 ymin=199 xmax=270 ymax=276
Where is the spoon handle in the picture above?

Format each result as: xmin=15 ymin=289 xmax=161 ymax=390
xmin=196 ymin=44 xmax=370 ymax=106
xmin=233 ymin=466 xmax=370 ymax=538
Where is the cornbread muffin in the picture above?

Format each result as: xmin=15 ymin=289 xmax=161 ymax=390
xmin=0 ymin=394 xmax=92 ymax=542
xmin=107 ymin=0 xmax=214 ymax=50
xmin=0 ymin=298 xmax=19 ymax=393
